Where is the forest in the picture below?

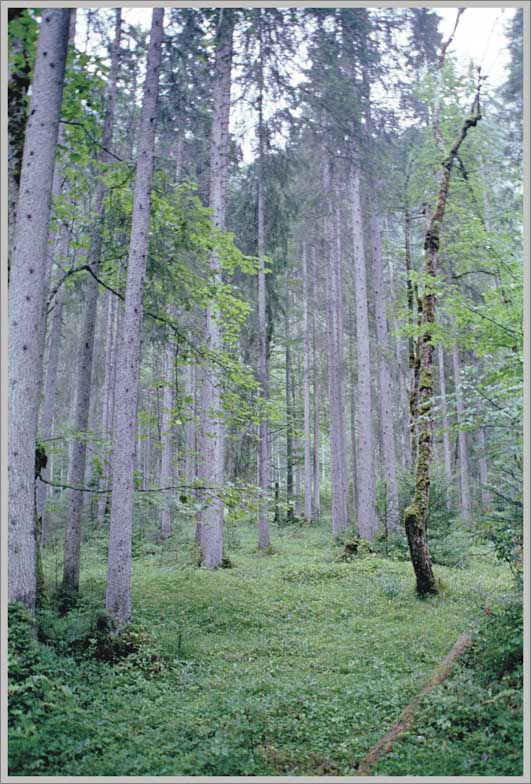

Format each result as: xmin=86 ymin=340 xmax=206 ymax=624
xmin=6 ymin=3 xmax=525 ymax=779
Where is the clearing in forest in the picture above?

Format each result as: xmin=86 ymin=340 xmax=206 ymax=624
xmin=12 ymin=521 xmax=513 ymax=777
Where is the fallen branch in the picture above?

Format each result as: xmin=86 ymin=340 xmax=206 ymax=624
xmin=356 ymin=631 xmax=472 ymax=776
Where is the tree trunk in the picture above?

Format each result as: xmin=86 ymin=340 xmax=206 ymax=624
xmin=437 ymin=342 xmax=452 ymax=510
xmin=350 ymin=151 xmax=378 ymax=539
xmin=96 ymin=292 xmax=117 ymax=525
xmin=160 ymin=313 xmax=177 ymax=539
xmin=63 ymin=9 xmax=122 ymax=596
xmin=311 ymin=256 xmax=320 ymax=521
xmin=285 ymin=318 xmax=294 ymax=521
xmin=36 ymin=224 xmax=70 ymax=539
xmin=256 ymin=15 xmax=271 ymax=548
xmin=293 ymin=361 xmax=302 ymax=519
xmin=8 ymin=10 xmax=33 ymax=268
xmin=320 ymin=153 xmax=348 ymax=536
xmin=369 ymin=201 xmax=400 ymax=535
xmin=405 ymin=207 xmax=420 ymax=469
xmin=405 ymin=60 xmax=481 ymax=593
xmin=477 ymin=412 xmax=491 ymax=510
xmin=452 ymin=340 xmax=471 ymax=523
xmin=8 ymin=9 xmax=71 ymax=610
xmin=184 ymin=362 xmax=196 ymax=488
xmin=105 ymin=8 xmax=164 ymax=627
xmin=302 ymin=243 xmax=313 ymax=522
xmin=333 ymin=199 xmax=349 ymax=530
xmin=348 ymin=309 xmax=358 ymax=521
xmin=387 ymin=228 xmax=410 ymax=471
xmin=198 ymin=10 xmax=234 ymax=568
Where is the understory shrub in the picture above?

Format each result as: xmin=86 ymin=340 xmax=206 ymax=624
xmin=429 ymin=528 xmax=472 ymax=569
xmin=334 ymin=529 xmax=374 ymax=561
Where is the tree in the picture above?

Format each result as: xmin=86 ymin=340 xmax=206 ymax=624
xmin=61 ymin=8 xmax=122 ymax=598
xmin=369 ymin=202 xmax=400 ymax=535
xmin=159 ymin=306 xmax=178 ymax=540
xmin=7 ymin=9 xmax=37 ymax=267
xmin=197 ymin=9 xmax=235 ymax=568
xmin=322 ymin=152 xmax=348 ymax=537
xmin=256 ymin=8 xmax=271 ymax=548
xmin=349 ymin=145 xmax=378 ymax=539
xmin=302 ymin=242 xmax=312 ymax=522
xmin=105 ymin=8 xmax=164 ymax=627
xmin=404 ymin=12 xmax=482 ymax=594
xmin=8 ymin=8 xmax=71 ymax=610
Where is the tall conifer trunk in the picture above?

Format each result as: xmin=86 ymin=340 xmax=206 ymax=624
xmin=350 ymin=150 xmax=378 ymax=539
xmin=160 ymin=310 xmax=177 ymax=539
xmin=311 ymin=254 xmax=321 ymax=521
xmin=369 ymin=202 xmax=400 ymax=534
xmin=302 ymin=243 xmax=313 ymax=522
xmin=105 ymin=8 xmax=164 ymax=626
xmin=198 ymin=10 xmax=234 ymax=568
xmin=63 ymin=9 xmax=122 ymax=596
xmin=437 ymin=342 xmax=452 ymax=510
xmin=452 ymin=340 xmax=471 ymax=523
xmin=8 ymin=8 xmax=71 ymax=610
xmin=256 ymin=9 xmax=270 ymax=548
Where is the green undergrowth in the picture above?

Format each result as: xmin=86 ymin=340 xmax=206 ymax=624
xmin=9 ymin=518 xmax=520 ymax=776
xmin=373 ymin=592 xmax=523 ymax=776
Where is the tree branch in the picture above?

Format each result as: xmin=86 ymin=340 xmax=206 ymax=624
xmin=60 ymin=119 xmax=129 ymax=163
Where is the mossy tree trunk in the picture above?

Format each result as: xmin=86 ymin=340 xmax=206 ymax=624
xmin=405 ymin=84 xmax=482 ymax=594
xmin=405 ymin=14 xmax=481 ymax=593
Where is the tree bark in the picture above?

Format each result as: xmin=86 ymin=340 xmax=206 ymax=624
xmin=293 ymin=358 xmax=302 ymax=519
xmin=8 ymin=10 xmax=34 ymax=268
xmin=348 ymin=308 xmax=358 ymax=521
xmin=477 ymin=410 xmax=491 ymax=510
xmin=405 ymin=61 xmax=481 ymax=593
xmin=285 ymin=315 xmax=294 ymax=521
xmin=387 ymin=240 xmax=410 ymax=471
xmin=452 ymin=340 xmax=472 ymax=523
xmin=369 ymin=201 xmax=400 ymax=535
xmin=198 ymin=10 xmax=234 ymax=568
xmin=320 ymin=153 xmax=348 ymax=536
xmin=333 ymin=199 xmax=349 ymax=529
xmin=36 ymin=225 xmax=70 ymax=539
xmin=437 ymin=342 xmax=452 ymax=510
xmin=405 ymin=206 xmax=421 ymax=469
xmin=8 ymin=9 xmax=71 ymax=610
xmin=63 ymin=9 xmax=122 ymax=596
xmin=311 ymin=250 xmax=321 ymax=521
xmin=350 ymin=150 xmax=378 ymax=539
xmin=96 ymin=291 xmax=117 ymax=525
xmin=184 ymin=363 xmax=196 ymax=488
xmin=160 ymin=310 xmax=177 ymax=539
xmin=105 ymin=8 xmax=164 ymax=626
xmin=302 ymin=243 xmax=313 ymax=522
xmin=256 ymin=12 xmax=271 ymax=548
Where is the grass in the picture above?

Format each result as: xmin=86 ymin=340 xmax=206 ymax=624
xmin=9 ymin=515 xmax=520 ymax=776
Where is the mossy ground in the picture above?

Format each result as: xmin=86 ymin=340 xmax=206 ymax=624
xmin=9 ymin=517 xmax=520 ymax=776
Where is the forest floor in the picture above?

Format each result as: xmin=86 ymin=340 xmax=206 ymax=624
xmin=10 ymin=517 xmax=522 ymax=777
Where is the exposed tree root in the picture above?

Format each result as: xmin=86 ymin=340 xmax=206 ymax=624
xmin=356 ymin=631 xmax=472 ymax=776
